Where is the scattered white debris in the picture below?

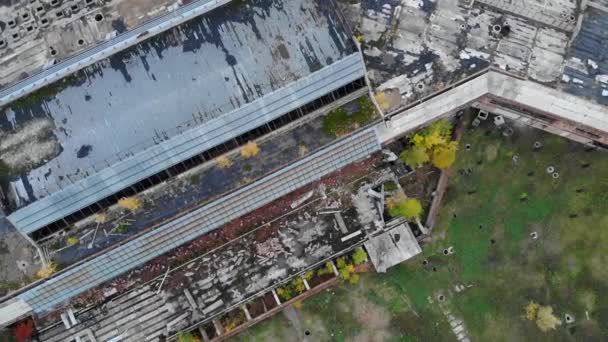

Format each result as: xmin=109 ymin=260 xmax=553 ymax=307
xmin=587 ymin=59 xmax=598 ymax=69
xmin=402 ymin=0 xmax=423 ymax=9
xmin=595 ymin=74 xmax=608 ymax=84
xmin=459 ymin=48 xmax=491 ymax=60
xmin=382 ymin=150 xmax=398 ymax=162
xmin=341 ymin=230 xmax=362 ymax=242
xmin=352 ymin=187 xmax=377 ymax=226
xmin=290 ymin=190 xmax=314 ymax=209
xmin=561 ymin=74 xmax=571 ymax=83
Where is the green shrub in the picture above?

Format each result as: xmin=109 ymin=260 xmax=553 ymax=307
xmin=352 ymin=96 xmax=375 ymax=126
xmin=317 ymin=261 xmax=335 ymax=276
xmin=323 ymin=107 xmax=350 ymax=137
xmin=389 ymin=198 xmax=423 ymax=220
xmin=0 ymin=160 xmax=12 ymax=178
xmin=383 ymin=180 xmax=398 ymax=192
xmin=323 ymin=97 xmax=377 ymax=137
xmin=352 ymin=247 xmax=368 ymax=265
xmin=400 ymin=145 xmax=430 ymax=168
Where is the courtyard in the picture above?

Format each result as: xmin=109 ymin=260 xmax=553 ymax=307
xmin=228 ymin=116 xmax=608 ymax=341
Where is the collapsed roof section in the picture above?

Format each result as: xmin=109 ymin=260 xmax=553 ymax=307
xmin=15 ymin=128 xmax=380 ymax=314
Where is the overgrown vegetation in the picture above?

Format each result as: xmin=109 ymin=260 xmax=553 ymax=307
xmin=65 ymin=236 xmax=80 ymax=246
xmin=94 ymin=213 xmax=107 ymax=224
xmin=0 ymin=276 xmax=34 ymax=293
xmin=276 ymin=276 xmax=308 ymax=302
xmin=383 ymin=180 xmax=398 ymax=192
xmin=0 ymin=160 xmax=13 ymax=178
xmin=216 ymin=155 xmax=233 ymax=168
xmin=351 ymin=247 xmax=368 ymax=265
xmin=240 ymin=141 xmax=260 ymax=158
xmin=525 ymin=302 xmax=562 ymax=332
xmin=221 ymin=309 xmax=247 ymax=333
xmin=336 ymin=248 xmax=369 ymax=284
xmin=112 ymin=220 xmax=132 ymax=233
xmin=176 ymin=331 xmax=201 ymax=342
xmin=400 ymin=119 xmax=457 ymax=169
xmin=8 ymin=80 xmax=71 ymax=108
xmin=229 ymin=123 xmax=608 ymax=342
xmin=316 ymin=261 xmax=335 ymax=277
xmin=388 ymin=197 xmax=423 ymax=220
xmin=36 ymin=261 xmax=59 ymax=279
xmin=322 ymin=97 xmax=376 ymax=137
xmin=117 ymin=196 xmax=142 ymax=211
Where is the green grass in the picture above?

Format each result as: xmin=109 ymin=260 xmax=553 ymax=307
xmin=322 ymin=96 xmax=377 ymax=137
xmin=429 ymin=125 xmax=608 ymax=340
xmin=229 ymin=123 xmax=608 ymax=341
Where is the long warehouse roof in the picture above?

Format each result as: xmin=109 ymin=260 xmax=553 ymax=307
xmin=7 ymin=53 xmax=366 ymax=235
xmin=16 ymin=128 xmax=380 ymax=313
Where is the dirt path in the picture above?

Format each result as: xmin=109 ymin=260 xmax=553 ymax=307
xmin=283 ymin=306 xmax=305 ymax=340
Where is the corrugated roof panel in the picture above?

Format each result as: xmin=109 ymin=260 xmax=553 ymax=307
xmin=8 ymin=53 xmax=366 ymax=234
xmin=19 ymin=128 xmax=380 ymax=313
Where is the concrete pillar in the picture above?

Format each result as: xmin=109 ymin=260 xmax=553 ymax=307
xmin=242 ymin=305 xmax=252 ymax=321
xmin=198 ymin=326 xmax=210 ymax=342
xmin=330 ymin=260 xmax=339 ymax=276
xmin=212 ymin=319 xmax=224 ymax=337
xmin=302 ymin=275 xmax=311 ymax=291
xmin=271 ymin=289 xmax=281 ymax=306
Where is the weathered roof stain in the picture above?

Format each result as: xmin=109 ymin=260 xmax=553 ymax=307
xmin=1 ymin=0 xmax=355 ymax=207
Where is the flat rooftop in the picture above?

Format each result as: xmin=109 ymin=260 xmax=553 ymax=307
xmin=0 ymin=0 xmax=356 ymax=210
xmin=38 ymin=189 xmax=370 ymax=342
xmin=0 ymin=0 xmax=190 ymax=89
xmin=347 ymin=0 xmax=608 ymax=109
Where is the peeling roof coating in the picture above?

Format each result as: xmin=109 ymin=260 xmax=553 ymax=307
xmin=7 ymin=53 xmax=366 ymax=235
xmin=2 ymin=0 xmax=356 ymax=208
xmin=0 ymin=0 xmax=231 ymax=102
xmin=562 ymin=9 xmax=608 ymax=105
xmin=17 ymin=128 xmax=380 ymax=313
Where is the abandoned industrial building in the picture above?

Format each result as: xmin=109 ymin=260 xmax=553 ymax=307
xmin=0 ymin=0 xmax=607 ymax=341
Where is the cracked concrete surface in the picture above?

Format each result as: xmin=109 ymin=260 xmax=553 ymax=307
xmin=0 ymin=118 xmax=59 ymax=172
xmin=0 ymin=0 xmax=185 ymax=88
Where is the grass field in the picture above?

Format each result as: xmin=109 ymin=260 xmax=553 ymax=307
xmin=229 ymin=120 xmax=608 ymax=341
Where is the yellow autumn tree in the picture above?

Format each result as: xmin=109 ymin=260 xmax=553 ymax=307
xmin=431 ymin=142 xmax=458 ymax=169
xmin=37 ymin=261 xmax=59 ymax=278
xmin=240 ymin=141 xmax=260 ymax=158
xmin=403 ymin=119 xmax=456 ymax=169
xmin=94 ymin=213 xmax=107 ymax=224
xmin=421 ymin=129 xmax=448 ymax=150
xmin=66 ymin=236 xmax=80 ymax=246
xmin=525 ymin=301 xmax=540 ymax=321
xmin=216 ymin=155 xmax=233 ymax=168
xmin=536 ymin=306 xmax=561 ymax=332
xmin=400 ymin=145 xmax=429 ymax=168
xmin=118 ymin=196 xmax=142 ymax=211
